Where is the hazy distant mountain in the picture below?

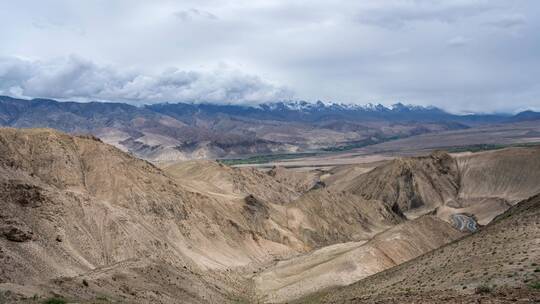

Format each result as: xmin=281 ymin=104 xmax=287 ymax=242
xmin=0 ymin=96 xmax=537 ymax=161
xmin=147 ymin=100 xmax=483 ymax=123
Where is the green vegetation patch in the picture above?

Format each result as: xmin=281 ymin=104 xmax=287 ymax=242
xmin=43 ymin=298 xmax=66 ymax=304
xmin=321 ymin=135 xmax=404 ymax=152
xmin=529 ymin=282 xmax=540 ymax=290
xmin=447 ymin=142 xmax=540 ymax=153
xmin=217 ymin=152 xmax=317 ymax=165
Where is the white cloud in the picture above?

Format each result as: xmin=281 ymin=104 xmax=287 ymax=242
xmin=486 ymin=14 xmax=527 ymax=29
xmin=0 ymin=0 xmax=538 ymax=112
xmin=446 ymin=36 xmax=471 ymax=47
xmin=174 ymin=8 xmax=218 ymax=21
xmin=355 ymin=1 xmax=495 ymax=29
xmin=0 ymin=56 xmax=293 ymax=105
xmin=381 ymin=48 xmax=411 ymax=57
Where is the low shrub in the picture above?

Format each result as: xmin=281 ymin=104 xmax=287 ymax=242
xmin=43 ymin=297 xmax=66 ymax=304
xmin=474 ymin=285 xmax=492 ymax=294
xmin=529 ymin=282 xmax=540 ymax=290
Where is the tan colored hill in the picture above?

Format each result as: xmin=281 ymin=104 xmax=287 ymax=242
xmin=338 ymin=148 xmax=540 ymax=228
xmin=162 ymin=160 xmax=403 ymax=248
xmin=0 ymin=128 xmax=400 ymax=303
xmin=302 ymin=193 xmax=540 ymax=303
xmin=250 ymin=147 xmax=540 ymax=302
xmin=0 ymin=128 xmax=260 ymax=303
xmin=456 ymin=147 xmax=540 ymax=203
xmin=345 ymin=150 xmax=460 ymax=213
xmin=254 ymin=215 xmax=464 ymax=303
xmin=1 ymin=128 xmax=539 ymax=304
xmin=162 ymin=160 xmax=316 ymax=204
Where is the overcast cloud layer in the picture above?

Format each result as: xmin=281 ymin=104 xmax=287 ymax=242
xmin=0 ymin=0 xmax=539 ymax=113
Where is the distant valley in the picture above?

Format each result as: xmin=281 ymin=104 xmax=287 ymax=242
xmin=2 ymin=96 xmax=540 ymax=162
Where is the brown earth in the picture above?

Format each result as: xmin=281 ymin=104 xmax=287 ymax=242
xmin=335 ymin=147 xmax=540 ymax=226
xmin=299 ymin=193 xmax=540 ymax=303
xmin=254 ymin=215 xmax=464 ymax=303
xmin=0 ymin=128 xmax=539 ymax=303
xmin=0 ymin=128 xmax=399 ymax=303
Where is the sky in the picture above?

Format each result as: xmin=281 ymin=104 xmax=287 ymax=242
xmin=0 ymin=0 xmax=539 ymax=113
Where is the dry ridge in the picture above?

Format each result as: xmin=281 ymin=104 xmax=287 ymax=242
xmin=298 ymin=193 xmax=540 ymax=303
xmin=338 ymin=147 xmax=540 ymax=226
xmin=0 ymin=128 xmax=539 ymax=303
xmin=0 ymin=128 xmax=400 ymax=303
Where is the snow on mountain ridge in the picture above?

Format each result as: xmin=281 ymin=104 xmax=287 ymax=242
xmin=257 ymin=100 xmax=439 ymax=113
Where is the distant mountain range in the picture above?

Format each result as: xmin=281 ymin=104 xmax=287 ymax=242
xmin=0 ymin=95 xmax=538 ymax=161
xmin=147 ymin=100 xmax=512 ymax=125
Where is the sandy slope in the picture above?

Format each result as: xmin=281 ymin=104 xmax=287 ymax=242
xmin=1 ymin=128 xmax=539 ymax=303
xmin=331 ymin=148 xmax=540 ymax=227
xmin=303 ymin=193 xmax=540 ymax=303
xmin=251 ymin=147 xmax=540 ymax=303
xmin=456 ymin=147 xmax=540 ymax=203
xmin=254 ymin=216 xmax=463 ymax=303
xmin=163 ymin=160 xmax=403 ymax=249
xmin=0 ymin=128 xmax=399 ymax=303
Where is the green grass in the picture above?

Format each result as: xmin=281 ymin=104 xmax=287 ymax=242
xmin=446 ymin=142 xmax=540 ymax=153
xmin=321 ymin=137 xmax=380 ymax=152
xmin=321 ymin=135 xmax=404 ymax=152
xmin=217 ymin=138 xmax=540 ymax=166
xmin=43 ymin=298 xmax=66 ymax=304
xmin=529 ymin=282 xmax=540 ymax=290
xmin=217 ymin=152 xmax=317 ymax=166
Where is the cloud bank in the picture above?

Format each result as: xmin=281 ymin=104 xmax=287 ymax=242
xmin=0 ymin=0 xmax=539 ymax=112
xmin=0 ymin=56 xmax=292 ymax=105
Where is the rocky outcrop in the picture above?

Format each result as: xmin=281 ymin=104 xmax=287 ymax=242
xmin=346 ymin=151 xmax=460 ymax=213
xmin=0 ymin=219 xmax=33 ymax=242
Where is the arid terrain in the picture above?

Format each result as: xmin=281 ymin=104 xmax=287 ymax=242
xmin=0 ymin=128 xmax=539 ymax=304
xmin=237 ymin=120 xmax=540 ymax=169
xmin=296 ymin=194 xmax=540 ymax=303
xmin=3 ymin=1 xmax=540 ymax=303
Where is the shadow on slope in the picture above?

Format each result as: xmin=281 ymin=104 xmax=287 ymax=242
xmin=302 ymin=193 xmax=540 ymax=303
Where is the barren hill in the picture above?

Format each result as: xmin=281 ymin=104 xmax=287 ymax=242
xmin=302 ymin=193 xmax=540 ymax=303
xmin=0 ymin=128 xmax=259 ymax=303
xmin=254 ymin=215 xmax=464 ymax=303
xmin=162 ymin=160 xmax=403 ymax=248
xmin=0 ymin=128 xmax=401 ymax=303
xmin=345 ymin=150 xmax=460 ymax=213
xmin=339 ymin=148 xmax=540 ymax=227
xmin=1 ymin=128 xmax=539 ymax=303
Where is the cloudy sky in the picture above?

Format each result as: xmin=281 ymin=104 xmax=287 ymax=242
xmin=0 ymin=0 xmax=538 ymax=113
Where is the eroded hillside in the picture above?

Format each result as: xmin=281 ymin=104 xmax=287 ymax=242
xmin=302 ymin=193 xmax=540 ymax=303
xmin=0 ymin=128 xmax=539 ymax=303
xmin=254 ymin=215 xmax=464 ymax=303
xmin=0 ymin=128 xmax=400 ymax=303
xmin=337 ymin=147 xmax=540 ymax=228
